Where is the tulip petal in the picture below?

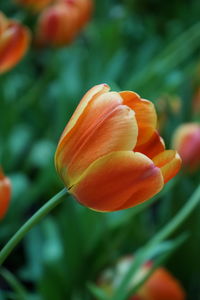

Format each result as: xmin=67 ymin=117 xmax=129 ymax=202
xmin=60 ymin=84 xmax=110 ymax=140
xmin=134 ymin=131 xmax=165 ymax=159
xmin=153 ymin=150 xmax=181 ymax=184
xmin=0 ymin=12 xmax=8 ymax=35
xmin=0 ymin=175 xmax=11 ymax=219
xmin=57 ymin=0 xmax=93 ymax=29
xmin=36 ymin=4 xmax=80 ymax=47
xmin=143 ymin=268 xmax=186 ymax=300
xmin=172 ymin=123 xmax=200 ymax=170
xmin=70 ymin=151 xmax=163 ymax=212
xmin=56 ymin=85 xmax=139 ymax=184
xmin=56 ymin=99 xmax=138 ymax=185
xmin=120 ymin=91 xmax=157 ymax=146
xmin=75 ymin=0 xmax=93 ymax=29
xmin=68 ymin=105 xmax=138 ymax=183
xmin=0 ymin=22 xmax=30 ymax=74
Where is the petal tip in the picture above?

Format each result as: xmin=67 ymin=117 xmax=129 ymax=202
xmin=153 ymin=150 xmax=182 ymax=184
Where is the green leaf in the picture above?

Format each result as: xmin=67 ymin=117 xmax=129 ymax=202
xmin=0 ymin=268 xmax=28 ymax=300
xmin=87 ymin=283 xmax=110 ymax=300
xmin=111 ymin=183 xmax=200 ymax=300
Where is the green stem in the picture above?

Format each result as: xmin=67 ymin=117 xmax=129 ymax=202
xmin=0 ymin=188 xmax=67 ymax=266
xmin=150 ymin=184 xmax=200 ymax=246
xmin=127 ymin=234 xmax=187 ymax=298
xmin=113 ymin=184 xmax=200 ymax=300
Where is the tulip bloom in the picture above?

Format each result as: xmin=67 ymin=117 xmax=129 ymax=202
xmin=55 ymin=84 xmax=181 ymax=212
xmin=132 ymin=268 xmax=185 ymax=300
xmin=0 ymin=169 xmax=11 ymax=219
xmin=58 ymin=0 xmax=93 ymax=29
xmin=0 ymin=12 xmax=30 ymax=74
xmin=36 ymin=0 xmax=92 ymax=47
xmin=15 ymin=0 xmax=54 ymax=13
xmin=98 ymin=257 xmax=185 ymax=300
xmin=172 ymin=123 xmax=200 ymax=171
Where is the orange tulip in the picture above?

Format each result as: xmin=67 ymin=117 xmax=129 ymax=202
xmin=172 ymin=123 xmax=200 ymax=171
xmin=58 ymin=0 xmax=93 ymax=29
xmin=133 ymin=268 xmax=185 ymax=300
xmin=36 ymin=0 xmax=92 ymax=47
xmin=0 ymin=12 xmax=30 ymax=74
xmin=98 ymin=257 xmax=186 ymax=300
xmin=15 ymin=0 xmax=54 ymax=12
xmin=0 ymin=169 xmax=11 ymax=219
xmin=55 ymin=84 xmax=181 ymax=212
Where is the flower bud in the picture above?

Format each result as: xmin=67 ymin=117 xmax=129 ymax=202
xmin=36 ymin=4 xmax=80 ymax=47
xmin=0 ymin=12 xmax=30 ymax=74
xmin=55 ymin=84 xmax=181 ymax=212
xmin=0 ymin=169 xmax=11 ymax=219
xmin=172 ymin=123 xmax=200 ymax=171
xmin=58 ymin=0 xmax=93 ymax=29
xmin=98 ymin=256 xmax=186 ymax=300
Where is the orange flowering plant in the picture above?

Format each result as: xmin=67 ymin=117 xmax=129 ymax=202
xmin=172 ymin=123 xmax=200 ymax=172
xmin=98 ymin=256 xmax=185 ymax=300
xmin=55 ymin=84 xmax=181 ymax=212
xmin=36 ymin=0 xmax=92 ymax=47
xmin=58 ymin=0 xmax=93 ymax=29
xmin=0 ymin=169 xmax=11 ymax=220
xmin=0 ymin=11 xmax=30 ymax=74
xmin=0 ymin=82 xmax=200 ymax=296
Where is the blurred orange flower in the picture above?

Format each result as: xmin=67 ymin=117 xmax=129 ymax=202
xmin=0 ymin=12 xmax=30 ymax=74
xmin=0 ymin=169 xmax=11 ymax=220
xmin=55 ymin=84 xmax=181 ymax=212
xmin=58 ymin=0 xmax=93 ymax=29
xmin=98 ymin=257 xmax=186 ymax=300
xmin=172 ymin=123 xmax=200 ymax=171
xmin=36 ymin=0 xmax=92 ymax=47
xmin=15 ymin=0 xmax=54 ymax=12
xmin=134 ymin=268 xmax=185 ymax=300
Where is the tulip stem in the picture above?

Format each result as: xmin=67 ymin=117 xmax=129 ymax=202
xmin=113 ymin=184 xmax=200 ymax=300
xmin=0 ymin=188 xmax=68 ymax=266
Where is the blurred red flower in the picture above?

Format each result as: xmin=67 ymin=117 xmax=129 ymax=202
xmin=172 ymin=123 xmax=200 ymax=172
xmin=58 ymin=0 xmax=93 ymax=29
xmin=36 ymin=0 xmax=92 ymax=47
xmin=98 ymin=256 xmax=186 ymax=300
xmin=0 ymin=168 xmax=11 ymax=220
xmin=0 ymin=11 xmax=30 ymax=74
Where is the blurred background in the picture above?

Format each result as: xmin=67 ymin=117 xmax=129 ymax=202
xmin=0 ymin=0 xmax=200 ymax=299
